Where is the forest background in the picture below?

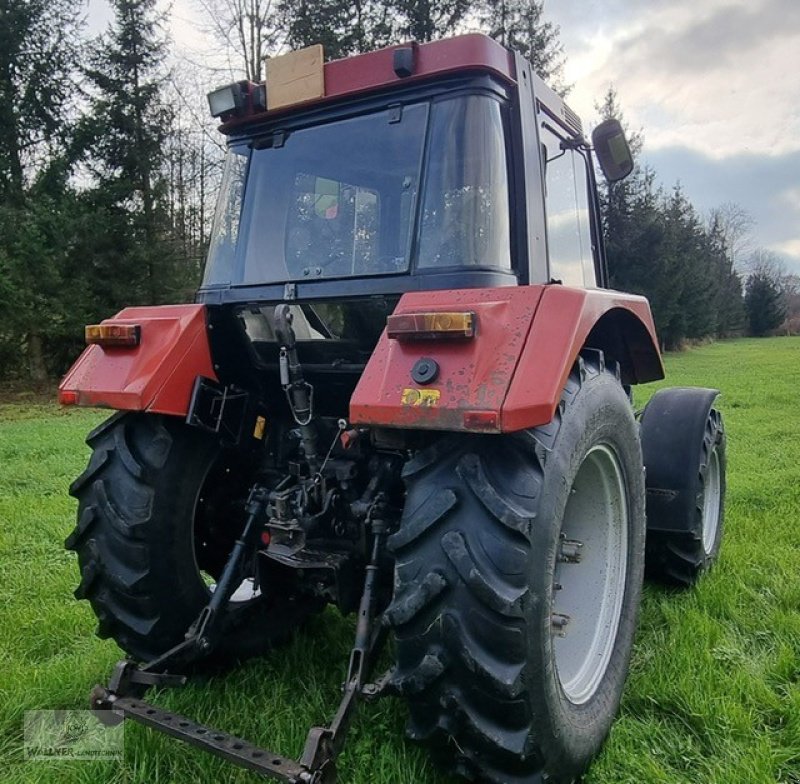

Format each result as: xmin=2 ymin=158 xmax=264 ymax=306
xmin=1 ymin=0 xmax=795 ymax=385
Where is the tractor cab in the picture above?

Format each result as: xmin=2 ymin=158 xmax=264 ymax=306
xmin=199 ymin=34 xmax=629 ymax=309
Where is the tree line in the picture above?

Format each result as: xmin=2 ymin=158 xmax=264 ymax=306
xmin=597 ymin=91 xmax=794 ymax=350
xmin=0 ymin=0 xmax=793 ymax=384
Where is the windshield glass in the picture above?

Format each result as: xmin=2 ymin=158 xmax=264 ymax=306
xmin=203 ymin=95 xmax=510 ymax=287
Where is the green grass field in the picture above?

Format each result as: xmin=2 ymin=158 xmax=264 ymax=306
xmin=1 ymin=337 xmax=799 ymax=784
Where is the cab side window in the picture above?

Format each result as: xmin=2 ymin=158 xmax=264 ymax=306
xmin=540 ymin=123 xmax=594 ymax=287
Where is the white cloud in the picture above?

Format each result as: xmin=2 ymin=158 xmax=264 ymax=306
xmin=552 ymin=0 xmax=800 ymax=159
xmin=86 ymin=0 xmax=112 ymax=35
xmin=769 ymin=238 xmax=800 ymax=260
xmin=780 ymin=187 xmax=800 ymax=211
xmin=170 ymin=0 xmax=214 ymax=59
xmin=546 ymin=0 xmax=800 ymax=273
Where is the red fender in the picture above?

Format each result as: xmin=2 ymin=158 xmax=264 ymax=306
xmin=349 ymin=285 xmax=664 ymax=433
xmin=58 ymin=304 xmax=217 ymax=416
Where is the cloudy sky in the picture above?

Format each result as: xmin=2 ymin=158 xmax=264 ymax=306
xmin=87 ymin=0 xmax=800 ymax=273
xmin=546 ymin=0 xmax=800 ymax=274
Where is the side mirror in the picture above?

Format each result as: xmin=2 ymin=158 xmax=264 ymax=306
xmin=591 ymin=119 xmax=634 ymax=182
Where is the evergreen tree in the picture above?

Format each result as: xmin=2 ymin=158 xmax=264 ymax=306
xmin=284 ymin=0 xmax=567 ymax=72
xmin=706 ymin=211 xmax=745 ymax=335
xmin=0 ymin=0 xmax=83 ymax=381
xmin=745 ymin=269 xmax=786 ymax=336
xmin=391 ymin=0 xmax=474 ymax=42
xmin=597 ymin=88 xmax=744 ymax=348
xmin=0 ymin=0 xmax=81 ymax=203
xmin=663 ymin=186 xmax=720 ymax=343
xmin=481 ymin=0 xmax=567 ymax=91
xmin=0 ymin=187 xmax=87 ymax=381
xmin=596 ymin=88 xmax=655 ymax=302
xmin=83 ymin=0 xmax=180 ymax=306
xmin=284 ymin=0 xmax=393 ymax=58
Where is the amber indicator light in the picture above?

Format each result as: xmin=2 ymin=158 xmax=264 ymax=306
xmin=386 ymin=311 xmax=475 ymax=340
xmin=85 ymin=323 xmax=141 ymax=347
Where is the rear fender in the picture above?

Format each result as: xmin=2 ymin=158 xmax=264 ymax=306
xmin=500 ymin=286 xmax=664 ymax=430
xmin=349 ymin=285 xmax=664 ymax=433
xmin=58 ymin=304 xmax=217 ymax=416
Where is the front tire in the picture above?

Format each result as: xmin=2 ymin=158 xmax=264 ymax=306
xmin=644 ymin=406 xmax=726 ymax=586
xmin=386 ymin=353 xmax=646 ymax=783
xmin=66 ymin=412 xmax=314 ymax=665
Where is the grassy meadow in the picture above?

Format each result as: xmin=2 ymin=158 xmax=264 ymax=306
xmin=0 ymin=337 xmax=798 ymax=783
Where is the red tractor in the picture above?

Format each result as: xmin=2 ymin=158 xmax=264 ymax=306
xmin=60 ymin=35 xmax=726 ymax=784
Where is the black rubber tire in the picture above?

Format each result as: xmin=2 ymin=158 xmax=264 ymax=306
xmin=65 ymin=412 xmax=315 ymax=665
xmin=645 ymin=408 xmax=726 ymax=587
xmin=386 ymin=352 xmax=646 ymax=784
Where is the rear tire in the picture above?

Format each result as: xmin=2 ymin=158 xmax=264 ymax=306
xmin=66 ymin=412 xmax=315 ymax=665
xmin=386 ymin=353 xmax=646 ymax=783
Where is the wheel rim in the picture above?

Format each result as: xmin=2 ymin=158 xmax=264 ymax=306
xmin=701 ymin=447 xmax=721 ymax=555
xmin=552 ymin=444 xmax=628 ymax=705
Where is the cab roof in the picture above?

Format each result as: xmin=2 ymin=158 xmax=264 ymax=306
xmin=220 ymin=34 xmax=515 ymax=133
xmin=219 ymin=33 xmax=582 ymax=138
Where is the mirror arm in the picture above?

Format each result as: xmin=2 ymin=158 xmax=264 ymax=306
xmin=560 ymin=136 xmax=589 ymax=151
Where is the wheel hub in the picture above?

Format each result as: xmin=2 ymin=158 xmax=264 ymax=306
xmin=701 ymin=447 xmax=722 ymax=555
xmin=552 ymin=444 xmax=628 ymax=705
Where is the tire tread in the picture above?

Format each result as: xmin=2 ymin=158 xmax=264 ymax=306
xmin=388 ymin=350 xmax=642 ymax=783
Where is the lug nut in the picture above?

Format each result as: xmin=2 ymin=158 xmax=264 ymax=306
xmin=551 ymin=613 xmax=571 ymax=637
xmin=558 ymin=538 xmax=583 ymax=564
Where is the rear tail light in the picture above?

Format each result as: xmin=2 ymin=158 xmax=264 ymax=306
xmin=463 ymin=410 xmax=499 ymax=430
xmin=387 ymin=311 xmax=475 ymax=340
xmin=58 ymin=390 xmax=79 ymax=406
xmin=85 ymin=323 xmax=141 ymax=347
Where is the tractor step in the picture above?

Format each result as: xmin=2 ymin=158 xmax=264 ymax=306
xmin=96 ymin=691 xmax=311 ymax=782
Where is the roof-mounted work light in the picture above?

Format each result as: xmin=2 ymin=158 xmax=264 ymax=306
xmin=207 ymin=81 xmax=266 ymax=121
xmin=207 ymin=82 xmax=246 ymax=118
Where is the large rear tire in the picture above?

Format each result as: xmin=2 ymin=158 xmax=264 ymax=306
xmin=66 ymin=412 xmax=315 ymax=665
xmin=386 ymin=353 xmax=646 ymax=783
